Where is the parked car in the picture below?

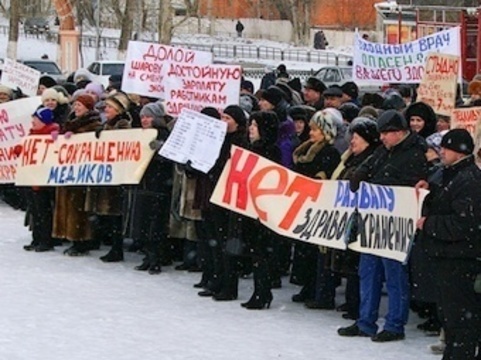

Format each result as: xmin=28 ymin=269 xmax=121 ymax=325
xmin=80 ymin=61 xmax=125 ymax=88
xmin=313 ymin=65 xmax=383 ymax=96
xmin=24 ymin=17 xmax=50 ymax=34
xmin=18 ymin=59 xmax=66 ymax=84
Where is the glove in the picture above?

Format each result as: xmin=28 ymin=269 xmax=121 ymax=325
xmin=149 ymin=139 xmax=164 ymax=151
xmin=51 ymin=130 xmax=59 ymax=141
xmin=64 ymin=131 xmax=73 ymax=139
xmin=95 ymin=126 xmax=104 ymax=139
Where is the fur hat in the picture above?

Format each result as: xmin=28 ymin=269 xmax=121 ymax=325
xmin=362 ymin=93 xmax=385 ymax=109
xmin=241 ymin=80 xmax=254 ymax=94
xmin=440 ymin=128 xmax=474 ymax=155
xmin=201 ymin=107 xmax=221 ymax=119
xmin=381 ymin=93 xmax=405 ymax=111
xmin=32 ymin=107 xmax=54 ymax=125
xmin=85 ymin=82 xmax=105 ymax=100
xmin=304 ymin=77 xmax=327 ymax=94
xmin=288 ymin=105 xmax=316 ymax=123
xmin=341 ymin=81 xmax=359 ymax=99
xmin=0 ymin=85 xmax=13 ymax=98
xmin=140 ymin=101 xmax=165 ymax=121
xmin=105 ymin=92 xmax=131 ymax=114
xmin=39 ymin=75 xmax=57 ymax=88
xmin=260 ymin=86 xmax=285 ymax=106
xmin=310 ymin=109 xmax=338 ymax=143
xmin=223 ymin=105 xmax=247 ymax=128
xmin=377 ymin=110 xmax=408 ymax=132
xmin=74 ymin=68 xmax=92 ymax=84
xmin=41 ymin=87 xmax=69 ymax=105
xmin=350 ymin=117 xmax=380 ymax=146
xmin=358 ymin=105 xmax=379 ymax=120
xmin=339 ymin=102 xmax=360 ymax=123
xmin=405 ymin=102 xmax=437 ymax=138
xmin=323 ymin=85 xmax=344 ymax=98
xmin=75 ymin=94 xmax=96 ymax=111
xmin=468 ymin=80 xmax=481 ymax=96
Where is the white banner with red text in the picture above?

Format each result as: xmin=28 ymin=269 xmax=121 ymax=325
xmin=210 ymin=146 xmax=424 ymax=263
xmin=0 ymin=96 xmax=41 ymax=183
xmin=14 ymin=129 xmax=157 ymax=186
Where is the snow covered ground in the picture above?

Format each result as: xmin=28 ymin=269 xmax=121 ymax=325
xmin=0 ymin=201 xmax=440 ymax=360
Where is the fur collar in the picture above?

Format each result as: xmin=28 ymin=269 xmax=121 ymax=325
xmin=293 ymin=139 xmax=328 ymax=164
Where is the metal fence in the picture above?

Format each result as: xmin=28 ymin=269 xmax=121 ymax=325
xmin=10 ymin=25 xmax=353 ymax=66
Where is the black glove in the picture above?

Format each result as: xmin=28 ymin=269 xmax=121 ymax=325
xmin=95 ymin=126 xmax=104 ymax=139
xmin=149 ymin=139 xmax=164 ymax=151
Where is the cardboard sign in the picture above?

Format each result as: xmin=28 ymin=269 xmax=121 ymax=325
xmin=451 ymin=107 xmax=481 ymax=136
xmin=210 ymin=146 xmax=424 ymax=262
xmin=0 ymin=97 xmax=41 ymax=183
xmin=159 ymin=109 xmax=227 ymax=173
xmin=353 ymin=27 xmax=461 ymax=84
xmin=15 ymin=129 xmax=157 ymax=186
xmin=0 ymin=59 xmax=41 ymax=97
xmin=416 ymin=53 xmax=460 ymax=116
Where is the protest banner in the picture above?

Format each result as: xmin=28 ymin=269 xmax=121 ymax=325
xmin=416 ymin=53 xmax=460 ymax=116
xmin=15 ymin=129 xmax=157 ymax=186
xmin=0 ymin=96 xmax=41 ymax=183
xmin=0 ymin=59 xmax=41 ymax=97
xmin=353 ymin=27 xmax=461 ymax=84
xmin=164 ymin=63 xmax=242 ymax=116
xmin=159 ymin=109 xmax=227 ymax=173
xmin=121 ymin=41 xmax=241 ymax=116
xmin=451 ymin=107 xmax=481 ymax=136
xmin=121 ymin=41 xmax=212 ymax=99
xmin=210 ymin=146 xmax=424 ymax=263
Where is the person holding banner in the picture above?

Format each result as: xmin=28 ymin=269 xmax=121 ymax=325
xmin=41 ymin=87 xmax=71 ymax=128
xmin=0 ymin=85 xmax=13 ymax=104
xmin=291 ymin=109 xmax=341 ymax=305
xmin=415 ymin=129 xmax=481 ymax=360
xmin=19 ymin=107 xmax=60 ymax=252
xmin=53 ymin=94 xmax=102 ymax=256
xmin=338 ymin=109 xmax=427 ymax=342
xmin=329 ymin=117 xmax=380 ymax=320
xmin=87 ymin=92 xmax=133 ymax=262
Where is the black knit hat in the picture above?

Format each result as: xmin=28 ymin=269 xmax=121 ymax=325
xmin=201 ymin=106 xmax=221 ymax=119
xmin=377 ymin=110 xmax=408 ymax=132
xmin=260 ymin=86 xmax=285 ymax=106
xmin=304 ymin=77 xmax=327 ymax=94
xmin=341 ymin=81 xmax=359 ymax=100
xmin=339 ymin=102 xmax=360 ymax=123
xmin=350 ymin=117 xmax=380 ymax=146
xmin=241 ymin=80 xmax=254 ymax=94
xmin=440 ymin=129 xmax=474 ymax=155
xmin=39 ymin=75 xmax=57 ymax=88
xmin=223 ymin=105 xmax=246 ymax=128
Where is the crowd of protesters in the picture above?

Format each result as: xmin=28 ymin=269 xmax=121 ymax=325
xmin=1 ymin=63 xmax=481 ymax=360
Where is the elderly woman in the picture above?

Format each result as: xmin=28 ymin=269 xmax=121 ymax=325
xmin=291 ymin=109 xmax=341 ymax=305
xmin=87 ymin=92 xmax=133 ymax=262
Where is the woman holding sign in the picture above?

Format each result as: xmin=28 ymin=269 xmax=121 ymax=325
xmin=53 ymin=94 xmax=102 ymax=256
xmin=291 ymin=109 xmax=341 ymax=306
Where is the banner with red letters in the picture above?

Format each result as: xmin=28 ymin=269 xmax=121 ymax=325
xmin=451 ymin=107 xmax=481 ymax=136
xmin=210 ymin=146 xmax=424 ymax=263
xmin=121 ymin=41 xmax=241 ymax=116
xmin=0 ymin=97 xmax=41 ymax=183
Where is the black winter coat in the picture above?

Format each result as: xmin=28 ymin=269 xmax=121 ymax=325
xmin=350 ymin=132 xmax=427 ymax=191
xmin=293 ymin=140 xmax=341 ymax=180
xmin=421 ymin=155 xmax=481 ymax=260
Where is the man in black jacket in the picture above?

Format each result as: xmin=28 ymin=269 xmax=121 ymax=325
xmin=416 ymin=129 xmax=481 ymax=360
xmin=338 ymin=110 xmax=427 ymax=342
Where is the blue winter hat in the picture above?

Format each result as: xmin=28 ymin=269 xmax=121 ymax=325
xmin=32 ymin=107 xmax=54 ymax=125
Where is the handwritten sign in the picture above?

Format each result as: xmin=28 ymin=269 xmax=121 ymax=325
xmin=416 ymin=53 xmax=460 ymax=116
xmin=0 ymin=59 xmax=41 ymax=97
xmin=15 ymin=129 xmax=157 ymax=186
xmin=0 ymin=97 xmax=41 ymax=183
xmin=159 ymin=109 xmax=227 ymax=173
xmin=210 ymin=146 xmax=424 ymax=262
xmin=451 ymin=107 xmax=481 ymax=136
xmin=122 ymin=41 xmax=212 ymax=98
xmin=353 ymin=27 xmax=461 ymax=84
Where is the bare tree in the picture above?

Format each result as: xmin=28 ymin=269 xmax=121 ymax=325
xmin=267 ymin=0 xmax=312 ymax=45
xmin=158 ymin=0 xmax=173 ymax=44
xmin=117 ymin=0 xmax=135 ymax=58
xmin=7 ymin=0 xmax=20 ymax=59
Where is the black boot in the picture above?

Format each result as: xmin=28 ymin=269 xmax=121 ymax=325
xmin=100 ymin=247 xmax=124 ymax=262
xmin=241 ymin=259 xmax=272 ymax=310
xmin=100 ymin=216 xmax=124 ymax=262
xmin=134 ymin=256 xmax=150 ymax=271
xmin=64 ymin=241 xmax=90 ymax=256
